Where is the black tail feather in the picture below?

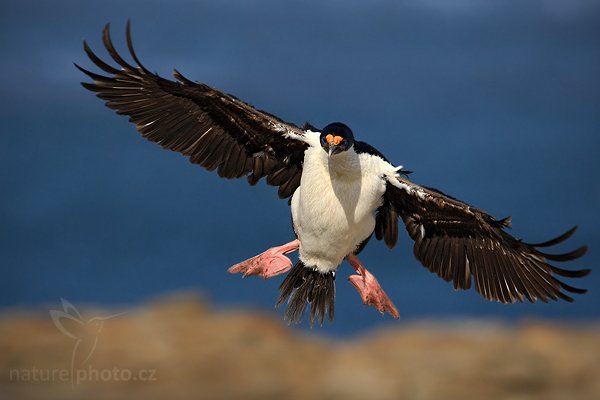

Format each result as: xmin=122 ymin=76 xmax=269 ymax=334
xmin=276 ymin=261 xmax=335 ymax=327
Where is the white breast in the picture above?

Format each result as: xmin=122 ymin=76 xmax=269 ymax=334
xmin=290 ymin=138 xmax=390 ymax=273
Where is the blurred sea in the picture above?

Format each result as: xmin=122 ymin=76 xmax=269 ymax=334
xmin=1 ymin=0 xmax=599 ymax=336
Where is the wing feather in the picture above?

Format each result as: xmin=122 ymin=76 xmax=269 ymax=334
xmin=77 ymin=22 xmax=308 ymax=198
xmin=385 ymin=176 xmax=589 ymax=304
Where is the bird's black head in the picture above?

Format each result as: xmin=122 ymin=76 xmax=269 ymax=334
xmin=319 ymin=122 xmax=355 ymax=157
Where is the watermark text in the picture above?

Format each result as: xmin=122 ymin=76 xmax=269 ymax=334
xmin=10 ymin=365 xmax=157 ymax=385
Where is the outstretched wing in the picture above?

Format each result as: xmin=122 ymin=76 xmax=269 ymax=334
xmin=384 ymin=176 xmax=589 ymax=303
xmin=76 ymin=22 xmax=308 ymax=199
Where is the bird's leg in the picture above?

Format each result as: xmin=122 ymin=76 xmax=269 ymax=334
xmin=346 ymin=254 xmax=400 ymax=319
xmin=228 ymin=239 xmax=299 ymax=279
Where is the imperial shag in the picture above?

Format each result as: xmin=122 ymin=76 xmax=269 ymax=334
xmin=77 ymin=23 xmax=590 ymax=326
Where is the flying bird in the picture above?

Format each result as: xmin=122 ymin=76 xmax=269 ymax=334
xmin=76 ymin=23 xmax=590 ymax=326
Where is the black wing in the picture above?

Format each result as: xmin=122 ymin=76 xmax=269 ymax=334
xmin=385 ymin=177 xmax=589 ymax=303
xmin=354 ymin=140 xmax=409 ymax=250
xmin=76 ymin=22 xmax=308 ymax=199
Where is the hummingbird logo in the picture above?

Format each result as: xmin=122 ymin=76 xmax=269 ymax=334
xmin=49 ymin=298 xmax=125 ymax=386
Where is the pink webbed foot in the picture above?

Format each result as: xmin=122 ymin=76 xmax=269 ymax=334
xmin=228 ymin=239 xmax=299 ymax=279
xmin=346 ymin=254 xmax=400 ymax=319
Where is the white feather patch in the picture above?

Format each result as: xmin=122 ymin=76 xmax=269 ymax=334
xmin=282 ymin=128 xmax=311 ymax=142
xmin=291 ymin=145 xmax=388 ymax=272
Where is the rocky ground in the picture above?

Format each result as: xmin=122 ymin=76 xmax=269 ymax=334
xmin=1 ymin=293 xmax=599 ymax=400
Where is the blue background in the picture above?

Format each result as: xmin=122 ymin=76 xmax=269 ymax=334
xmin=2 ymin=0 xmax=599 ymax=336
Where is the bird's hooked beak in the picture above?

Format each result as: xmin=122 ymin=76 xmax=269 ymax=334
xmin=325 ymin=134 xmax=343 ymax=157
